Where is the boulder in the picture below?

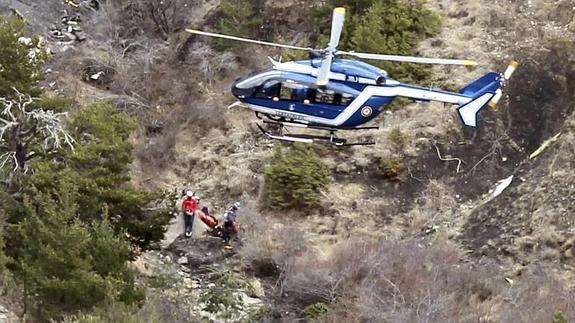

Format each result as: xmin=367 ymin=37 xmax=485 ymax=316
xmin=247 ymin=279 xmax=265 ymax=298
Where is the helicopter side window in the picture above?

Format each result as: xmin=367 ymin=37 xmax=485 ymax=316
xmin=305 ymin=89 xmax=317 ymax=104
xmin=313 ymin=88 xmax=354 ymax=106
xmin=255 ymin=80 xmax=281 ymax=98
xmin=315 ymin=88 xmax=335 ymax=104
xmin=280 ymin=81 xmax=307 ymax=101
xmin=341 ymin=93 xmax=354 ymax=106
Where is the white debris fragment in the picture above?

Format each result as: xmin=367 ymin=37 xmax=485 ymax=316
xmin=505 ymin=277 xmax=514 ymax=285
xmin=492 ymin=175 xmax=513 ymax=198
xmin=90 ymin=71 xmax=104 ymax=80
xmin=18 ymin=37 xmax=32 ymax=46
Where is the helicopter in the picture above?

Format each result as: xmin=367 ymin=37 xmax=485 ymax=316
xmin=186 ymin=7 xmax=517 ymax=146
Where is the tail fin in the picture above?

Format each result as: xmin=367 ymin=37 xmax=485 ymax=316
xmin=457 ymin=61 xmax=518 ymax=128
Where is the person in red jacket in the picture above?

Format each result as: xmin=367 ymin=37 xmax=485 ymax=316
xmin=182 ymin=190 xmax=199 ymax=237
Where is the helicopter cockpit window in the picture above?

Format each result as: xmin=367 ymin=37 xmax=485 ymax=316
xmin=255 ymin=80 xmax=281 ymax=98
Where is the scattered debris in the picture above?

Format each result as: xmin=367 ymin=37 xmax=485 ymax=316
xmin=90 ymin=71 xmax=104 ymax=80
xmin=492 ymin=175 xmax=514 ymax=198
xmin=17 ymin=36 xmax=32 ymax=46
xmin=434 ymin=143 xmax=464 ymax=173
xmin=48 ymin=0 xmax=99 ymax=44
xmin=424 ymin=225 xmax=439 ymax=234
xmin=177 ymin=256 xmax=189 ymax=265
xmin=529 ymin=132 xmax=561 ymax=159
xmin=505 ymin=277 xmax=514 ymax=285
xmin=49 ymin=11 xmax=87 ymax=43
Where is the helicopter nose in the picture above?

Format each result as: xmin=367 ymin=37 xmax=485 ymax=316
xmin=231 ymin=78 xmax=254 ymax=98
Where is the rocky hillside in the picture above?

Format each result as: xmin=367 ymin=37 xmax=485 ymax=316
xmin=1 ymin=0 xmax=575 ymax=322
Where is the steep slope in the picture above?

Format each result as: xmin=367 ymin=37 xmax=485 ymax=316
xmin=3 ymin=0 xmax=575 ymax=321
xmin=464 ymin=111 xmax=575 ymax=268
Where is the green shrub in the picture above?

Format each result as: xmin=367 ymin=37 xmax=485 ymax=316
xmin=200 ymin=287 xmax=243 ymax=318
xmin=386 ymin=96 xmax=412 ymax=111
xmin=263 ymin=144 xmax=332 ymax=211
xmin=304 ymin=302 xmax=330 ymax=320
xmin=198 ymin=268 xmax=247 ymax=318
xmin=553 ymin=311 xmax=568 ymax=323
xmin=12 ymin=184 xmax=144 ymax=320
xmin=245 ymin=305 xmax=270 ymax=323
xmin=147 ymin=272 xmax=179 ymax=290
xmin=0 ymin=16 xmax=47 ymax=97
xmin=388 ymin=126 xmax=408 ymax=152
xmin=314 ymin=0 xmax=442 ymax=83
xmin=212 ymin=0 xmax=263 ymax=51
xmin=350 ymin=0 xmax=441 ymax=82
xmin=379 ymin=156 xmax=403 ymax=179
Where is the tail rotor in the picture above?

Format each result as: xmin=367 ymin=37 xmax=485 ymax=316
xmin=488 ymin=61 xmax=519 ymax=109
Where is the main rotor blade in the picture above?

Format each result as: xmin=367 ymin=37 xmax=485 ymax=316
xmin=316 ymin=54 xmax=333 ymax=86
xmin=337 ymin=51 xmax=478 ymax=66
xmin=328 ymin=7 xmax=345 ymax=49
xmin=185 ymin=29 xmax=316 ymax=52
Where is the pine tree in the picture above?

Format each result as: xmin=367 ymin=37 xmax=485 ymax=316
xmin=28 ymin=102 xmax=172 ymax=249
xmin=312 ymin=0 xmax=442 ymax=83
xmin=0 ymin=16 xmax=47 ymax=97
xmin=263 ymin=144 xmax=332 ymax=211
xmin=213 ymin=0 xmax=263 ymax=51
xmin=349 ymin=0 xmax=442 ymax=82
xmin=13 ymin=183 xmax=144 ymax=320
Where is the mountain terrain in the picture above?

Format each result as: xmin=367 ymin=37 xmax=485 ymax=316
xmin=0 ymin=0 xmax=574 ymax=322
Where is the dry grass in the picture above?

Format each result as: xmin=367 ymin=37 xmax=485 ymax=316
xmin=276 ymin=238 xmax=575 ymax=322
xmin=281 ymin=239 xmax=501 ymax=321
xmin=238 ymin=202 xmax=308 ymax=279
xmin=397 ymin=179 xmax=459 ymax=235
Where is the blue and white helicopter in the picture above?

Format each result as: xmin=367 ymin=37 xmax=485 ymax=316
xmin=186 ymin=7 xmax=517 ymax=146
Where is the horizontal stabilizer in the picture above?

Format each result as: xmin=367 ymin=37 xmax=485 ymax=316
xmin=457 ymin=93 xmax=494 ymax=127
xmin=455 ymin=63 xmax=517 ymax=127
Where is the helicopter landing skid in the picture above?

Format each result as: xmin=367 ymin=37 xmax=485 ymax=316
xmin=256 ymin=123 xmax=375 ymax=146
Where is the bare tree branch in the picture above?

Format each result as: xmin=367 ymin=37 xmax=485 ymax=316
xmin=0 ymin=88 xmax=75 ymax=180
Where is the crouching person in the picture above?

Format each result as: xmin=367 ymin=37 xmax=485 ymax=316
xmin=222 ymin=202 xmax=241 ymax=247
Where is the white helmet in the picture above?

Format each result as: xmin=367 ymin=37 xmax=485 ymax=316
xmin=233 ymin=201 xmax=241 ymax=209
xmin=185 ymin=190 xmax=194 ymax=197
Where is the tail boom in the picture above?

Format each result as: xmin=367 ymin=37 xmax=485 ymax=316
xmin=395 ymin=69 xmax=508 ymax=128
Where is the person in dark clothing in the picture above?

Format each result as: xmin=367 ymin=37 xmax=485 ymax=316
xmin=222 ymin=201 xmax=240 ymax=245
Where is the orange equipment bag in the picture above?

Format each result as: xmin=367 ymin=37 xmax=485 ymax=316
xmin=197 ymin=210 xmax=218 ymax=228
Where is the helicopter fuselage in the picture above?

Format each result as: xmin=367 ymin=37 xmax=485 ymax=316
xmin=231 ymin=58 xmax=481 ymax=128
